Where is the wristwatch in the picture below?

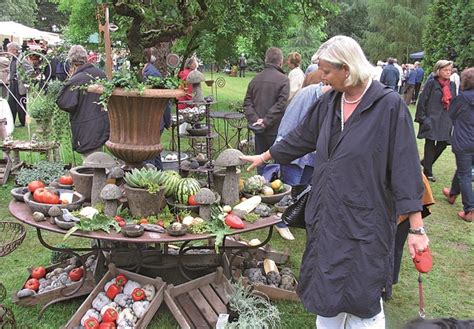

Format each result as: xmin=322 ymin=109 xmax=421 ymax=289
xmin=408 ymin=227 xmax=427 ymax=235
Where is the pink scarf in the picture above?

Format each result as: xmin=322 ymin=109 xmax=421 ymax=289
xmin=437 ymin=78 xmax=452 ymax=110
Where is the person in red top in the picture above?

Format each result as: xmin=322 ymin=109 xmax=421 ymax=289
xmin=178 ymin=57 xmax=198 ymax=110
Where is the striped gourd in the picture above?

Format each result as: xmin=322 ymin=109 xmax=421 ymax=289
xmin=175 ymin=177 xmax=201 ymax=204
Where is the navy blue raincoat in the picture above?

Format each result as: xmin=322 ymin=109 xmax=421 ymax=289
xmin=270 ymin=81 xmax=423 ymax=318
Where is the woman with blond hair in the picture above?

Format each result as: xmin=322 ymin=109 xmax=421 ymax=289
xmin=287 ymin=51 xmax=304 ymax=100
xmin=241 ymin=35 xmax=428 ymax=328
xmin=416 ymin=60 xmax=457 ymax=182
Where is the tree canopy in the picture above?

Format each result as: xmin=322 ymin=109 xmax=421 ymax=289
xmin=0 ymin=0 xmax=38 ymax=26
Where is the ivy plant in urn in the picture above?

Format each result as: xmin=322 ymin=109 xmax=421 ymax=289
xmin=87 ymin=70 xmax=185 ymax=168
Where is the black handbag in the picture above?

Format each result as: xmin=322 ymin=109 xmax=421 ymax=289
xmin=281 ymin=184 xmax=311 ymax=229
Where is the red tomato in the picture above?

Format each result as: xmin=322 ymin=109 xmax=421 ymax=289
xmin=42 ymin=191 xmax=60 ymax=204
xmin=33 ymin=188 xmax=47 ymax=203
xmin=118 ymin=221 xmax=126 ymax=227
xmin=99 ymin=323 xmax=116 ymax=329
xmin=106 ymin=283 xmax=122 ymax=300
xmin=31 ymin=266 xmax=46 ymax=279
xmin=84 ymin=317 xmax=100 ymax=329
xmin=24 ymin=278 xmax=40 ymax=291
xmin=188 ymin=195 xmax=199 ymax=206
xmin=68 ymin=267 xmax=84 ymax=281
xmin=102 ymin=307 xmax=118 ymax=323
xmin=115 ymin=274 xmax=128 ymax=287
xmin=114 ymin=215 xmax=123 ymax=222
xmin=59 ymin=175 xmax=73 ymax=185
xmin=28 ymin=180 xmax=45 ymax=193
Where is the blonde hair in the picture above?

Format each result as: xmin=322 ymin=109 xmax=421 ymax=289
xmin=287 ymin=52 xmax=302 ymax=67
xmin=432 ymin=60 xmax=453 ymax=77
xmin=68 ymin=45 xmax=88 ymax=65
xmin=315 ymin=35 xmax=374 ymax=87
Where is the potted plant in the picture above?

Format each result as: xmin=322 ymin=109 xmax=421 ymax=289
xmin=123 ymin=167 xmax=166 ymax=217
xmin=87 ymin=70 xmax=185 ymax=168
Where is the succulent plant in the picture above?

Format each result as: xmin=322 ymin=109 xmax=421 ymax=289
xmin=123 ymin=168 xmax=164 ymax=194
xmin=243 ymin=175 xmax=266 ymax=195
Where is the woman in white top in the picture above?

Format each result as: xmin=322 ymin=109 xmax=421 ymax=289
xmin=287 ymin=52 xmax=305 ymax=101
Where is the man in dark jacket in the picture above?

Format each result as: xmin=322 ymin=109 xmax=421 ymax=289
xmin=57 ymin=45 xmax=110 ymax=158
xmin=414 ymin=61 xmax=424 ymax=101
xmin=380 ymin=57 xmax=399 ymax=91
xmin=244 ymin=47 xmax=289 ymax=175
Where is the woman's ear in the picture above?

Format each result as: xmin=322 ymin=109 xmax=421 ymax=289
xmin=342 ymin=64 xmax=350 ymax=77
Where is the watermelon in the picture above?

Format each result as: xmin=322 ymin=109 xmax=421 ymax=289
xmin=175 ymin=177 xmax=201 ymax=204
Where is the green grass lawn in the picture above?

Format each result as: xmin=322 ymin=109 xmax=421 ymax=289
xmin=0 ymin=75 xmax=472 ymax=328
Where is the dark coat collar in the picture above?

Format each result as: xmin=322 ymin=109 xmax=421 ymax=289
xmin=264 ymin=63 xmax=285 ymax=74
xmin=74 ymin=63 xmax=96 ymax=75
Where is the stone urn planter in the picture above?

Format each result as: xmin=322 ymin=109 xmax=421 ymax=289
xmin=87 ymin=86 xmax=185 ymax=168
xmin=124 ymin=184 xmax=166 ymax=217
xmin=70 ymin=166 xmax=94 ymax=202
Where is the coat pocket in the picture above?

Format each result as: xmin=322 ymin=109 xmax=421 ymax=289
xmin=339 ymin=200 xmax=375 ymax=240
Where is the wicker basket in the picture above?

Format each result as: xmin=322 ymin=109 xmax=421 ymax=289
xmin=0 ymin=221 xmax=26 ymax=257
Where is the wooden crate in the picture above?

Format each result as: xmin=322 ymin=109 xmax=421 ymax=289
xmin=12 ymin=253 xmax=97 ymax=307
xmin=244 ymin=280 xmax=299 ymax=302
xmin=164 ymin=267 xmax=232 ymax=329
xmin=0 ymin=157 xmax=12 ymax=185
xmin=65 ymin=263 xmax=165 ymax=329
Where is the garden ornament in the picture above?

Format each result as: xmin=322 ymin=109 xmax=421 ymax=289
xmin=187 ymin=70 xmax=205 ymax=102
xmin=214 ymin=148 xmax=244 ymax=206
xmin=194 ymin=188 xmax=216 ymax=220
xmin=100 ymin=184 xmax=122 ymax=217
xmin=83 ymin=152 xmax=116 ymax=206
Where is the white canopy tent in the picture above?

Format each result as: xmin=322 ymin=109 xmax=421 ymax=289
xmin=0 ymin=21 xmax=61 ymax=47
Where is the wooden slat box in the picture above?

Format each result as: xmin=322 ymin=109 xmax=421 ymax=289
xmin=65 ymin=263 xmax=166 ymax=329
xmin=12 ymin=252 xmax=97 ymax=307
xmin=164 ymin=267 xmax=232 ymax=329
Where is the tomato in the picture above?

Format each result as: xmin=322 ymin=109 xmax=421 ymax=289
xmin=118 ymin=221 xmax=126 ymax=227
xmin=59 ymin=175 xmax=73 ymax=185
xmin=114 ymin=216 xmax=123 ymax=222
xmin=224 ymin=214 xmax=244 ymax=229
xmin=106 ymin=283 xmax=122 ymax=300
xmin=42 ymin=191 xmax=60 ymax=204
xmin=68 ymin=267 xmax=84 ymax=282
xmin=115 ymin=274 xmax=128 ymax=287
xmin=188 ymin=195 xmax=199 ymax=206
xmin=102 ymin=307 xmax=118 ymax=323
xmin=24 ymin=278 xmax=40 ymax=291
xmin=84 ymin=317 xmax=100 ymax=329
xmin=139 ymin=218 xmax=149 ymax=224
xmin=28 ymin=180 xmax=45 ymax=193
xmin=132 ymin=287 xmax=145 ymax=301
xmin=33 ymin=188 xmax=47 ymax=203
xmin=31 ymin=266 xmax=46 ymax=279
xmin=99 ymin=323 xmax=116 ymax=329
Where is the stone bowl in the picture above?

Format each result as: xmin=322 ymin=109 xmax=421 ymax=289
xmin=23 ymin=190 xmax=85 ymax=216
xmin=54 ymin=217 xmax=76 ymax=230
xmin=11 ymin=187 xmax=29 ymax=202
xmin=166 ymin=198 xmax=200 ymax=213
xmin=167 ymin=223 xmax=188 ymax=236
xmin=54 ymin=180 xmax=74 ymax=190
xmin=243 ymin=184 xmax=292 ymax=205
xmin=186 ymin=126 xmax=209 ymax=136
xmin=121 ymin=224 xmax=145 ymax=238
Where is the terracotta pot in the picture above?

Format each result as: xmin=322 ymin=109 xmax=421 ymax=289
xmin=88 ymin=86 xmax=185 ymax=168
xmin=70 ymin=166 xmax=94 ymax=202
xmin=124 ymin=184 xmax=166 ymax=217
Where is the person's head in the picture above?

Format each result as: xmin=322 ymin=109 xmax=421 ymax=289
xmin=241 ymin=53 xmax=245 ymax=57
xmin=310 ymin=53 xmax=318 ymax=64
xmin=393 ymin=58 xmax=398 ymax=64
xmin=452 ymin=67 xmax=458 ymax=74
xmin=67 ymin=45 xmax=88 ymax=67
xmin=387 ymin=57 xmax=394 ymax=65
xmin=414 ymin=61 xmax=420 ymax=68
xmin=302 ymin=69 xmax=323 ymax=87
xmin=287 ymin=52 xmax=301 ymax=69
xmin=460 ymin=67 xmax=474 ymax=91
xmin=144 ymin=47 xmax=157 ymax=64
xmin=433 ymin=60 xmax=453 ymax=80
xmin=6 ymin=42 xmax=20 ymax=56
xmin=184 ymin=57 xmax=197 ymax=70
xmin=264 ymin=47 xmax=283 ymax=67
xmin=315 ymin=35 xmax=374 ymax=90
xmin=376 ymin=60 xmax=384 ymax=67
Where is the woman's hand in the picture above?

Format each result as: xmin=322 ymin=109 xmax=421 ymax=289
xmin=240 ymin=155 xmax=264 ymax=172
xmin=407 ymin=233 xmax=430 ymax=259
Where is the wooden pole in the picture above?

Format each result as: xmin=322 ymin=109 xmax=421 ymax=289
xmin=98 ymin=5 xmax=113 ymax=79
